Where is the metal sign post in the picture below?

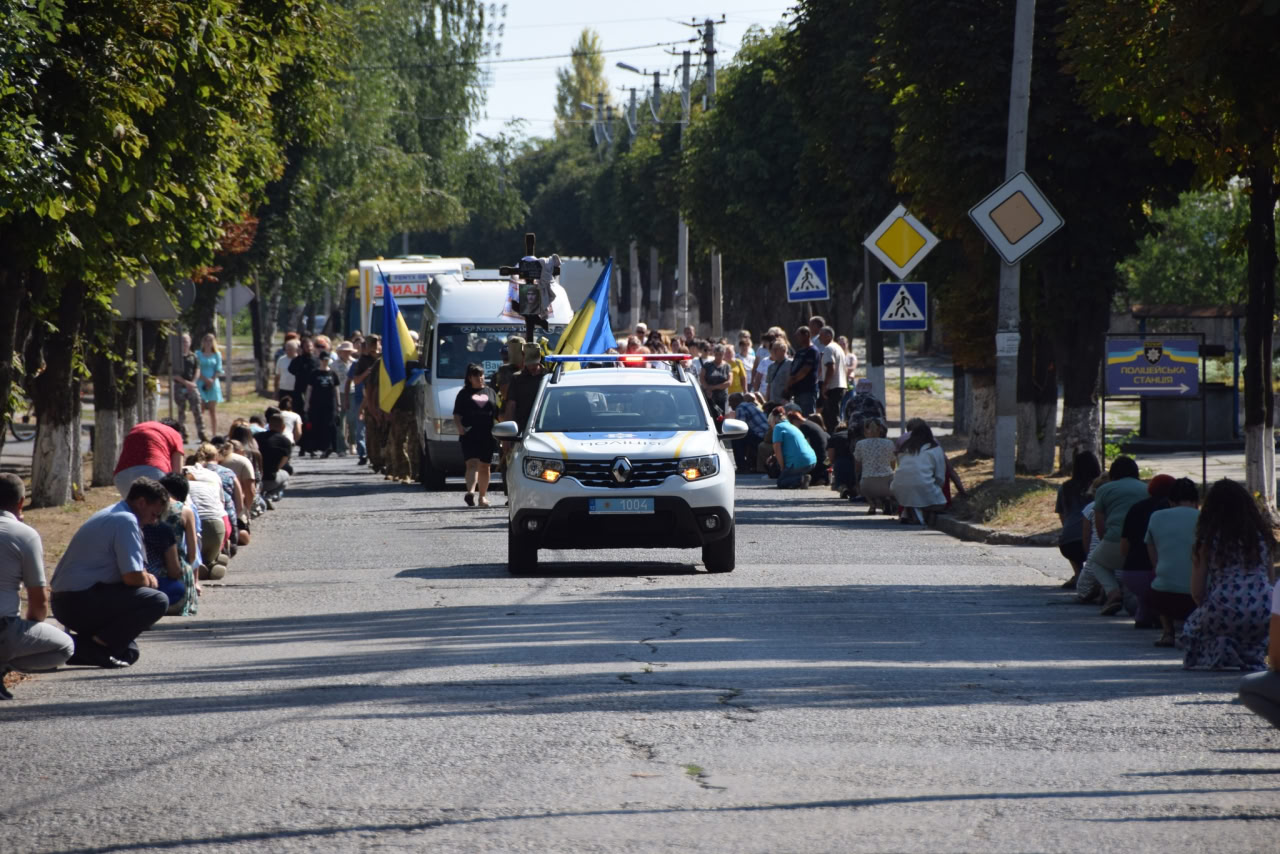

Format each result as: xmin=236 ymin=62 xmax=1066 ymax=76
xmin=878 ymin=282 xmax=929 ymax=435
xmin=112 ymin=265 xmax=179 ymax=425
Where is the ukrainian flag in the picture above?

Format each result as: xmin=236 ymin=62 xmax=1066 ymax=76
xmin=378 ymin=268 xmax=418 ymax=412
xmin=553 ymin=259 xmax=618 ymax=363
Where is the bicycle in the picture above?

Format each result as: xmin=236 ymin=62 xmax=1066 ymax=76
xmin=6 ymin=395 xmax=36 ymax=442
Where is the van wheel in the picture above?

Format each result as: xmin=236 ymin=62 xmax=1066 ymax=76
xmin=508 ymin=522 xmax=539 ymax=575
xmin=419 ymin=439 xmax=446 ymax=490
xmin=702 ymin=526 xmax=735 ymax=573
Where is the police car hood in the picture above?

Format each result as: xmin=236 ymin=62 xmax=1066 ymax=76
xmin=523 ymin=429 xmax=718 ymax=460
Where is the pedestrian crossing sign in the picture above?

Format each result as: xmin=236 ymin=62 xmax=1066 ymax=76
xmin=878 ymin=282 xmax=928 ymax=332
xmin=784 ymin=258 xmax=829 ymax=303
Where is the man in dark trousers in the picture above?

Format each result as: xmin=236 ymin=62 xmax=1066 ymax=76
xmin=50 ymin=478 xmax=171 ymax=668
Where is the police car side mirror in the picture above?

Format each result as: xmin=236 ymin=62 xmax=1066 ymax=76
xmin=492 ymin=421 xmax=520 ymax=440
xmin=720 ymin=418 xmax=749 ymax=439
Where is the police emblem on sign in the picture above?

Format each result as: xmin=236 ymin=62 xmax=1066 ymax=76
xmin=1143 ymin=343 xmax=1162 ymax=364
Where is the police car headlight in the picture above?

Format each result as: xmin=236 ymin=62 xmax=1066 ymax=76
xmin=524 ymin=457 xmax=564 ymax=483
xmin=678 ymin=456 xmax=719 ymax=481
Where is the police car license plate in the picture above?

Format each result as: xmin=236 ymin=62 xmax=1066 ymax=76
xmin=588 ymin=498 xmax=654 ymax=514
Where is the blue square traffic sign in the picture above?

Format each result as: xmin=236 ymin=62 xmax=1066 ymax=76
xmin=878 ymin=282 xmax=928 ymax=332
xmin=784 ymin=258 xmax=829 ymax=302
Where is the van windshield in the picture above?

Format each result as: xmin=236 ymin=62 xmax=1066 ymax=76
xmin=436 ymin=324 xmax=564 ymax=379
xmin=369 ymin=304 xmax=424 ymax=341
xmin=534 ymin=385 xmax=708 ymax=433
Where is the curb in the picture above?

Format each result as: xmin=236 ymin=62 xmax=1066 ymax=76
xmin=929 ymin=513 xmax=1059 ymax=547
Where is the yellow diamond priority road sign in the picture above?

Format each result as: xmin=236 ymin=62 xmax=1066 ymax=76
xmin=969 ymin=171 xmax=1064 ymax=265
xmin=863 ymin=204 xmax=939 ymax=279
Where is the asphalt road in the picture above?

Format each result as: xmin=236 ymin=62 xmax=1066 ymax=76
xmin=3 ymin=457 xmax=1278 ymax=853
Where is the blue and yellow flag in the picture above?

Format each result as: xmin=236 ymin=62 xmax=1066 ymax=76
xmin=553 ymin=259 xmax=617 ymax=361
xmin=378 ymin=269 xmax=419 ymax=412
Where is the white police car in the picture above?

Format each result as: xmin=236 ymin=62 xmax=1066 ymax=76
xmin=493 ymin=354 xmax=748 ymax=574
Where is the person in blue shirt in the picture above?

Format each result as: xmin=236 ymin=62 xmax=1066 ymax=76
xmin=49 ymin=478 xmax=171 ymax=668
xmin=769 ymin=406 xmax=816 ymax=489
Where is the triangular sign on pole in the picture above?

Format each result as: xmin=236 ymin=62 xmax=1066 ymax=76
xmin=790 ymin=262 xmax=825 ymax=294
xmin=112 ymin=266 xmax=178 ymax=321
xmin=881 ymin=284 xmax=925 ymax=322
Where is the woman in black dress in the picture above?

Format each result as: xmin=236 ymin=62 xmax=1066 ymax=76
xmin=453 ymin=363 xmax=499 ymax=507
xmin=304 ymin=354 xmax=340 ymax=458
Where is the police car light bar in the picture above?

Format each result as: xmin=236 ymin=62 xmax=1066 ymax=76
xmin=543 ymin=354 xmax=693 ymax=363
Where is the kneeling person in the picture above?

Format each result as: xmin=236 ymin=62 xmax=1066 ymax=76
xmin=0 ymin=474 xmax=73 ymax=697
xmin=50 ymin=478 xmax=170 ymax=668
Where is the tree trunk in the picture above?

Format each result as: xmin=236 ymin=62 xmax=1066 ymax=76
xmin=1050 ymin=262 xmax=1109 ymax=475
xmin=29 ymin=279 xmax=87 ymax=508
xmin=1015 ymin=286 xmax=1059 ymax=473
xmin=250 ymin=281 xmax=268 ymax=396
xmin=0 ymin=267 xmax=24 ymax=460
xmin=953 ymin=364 xmax=969 ymax=435
xmin=659 ymin=267 xmax=676 ymax=331
xmin=1060 ymin=402 xmax=1100 ymax=472
xmin=967 ymin=370 xmax=996 ymax=457
xmin=89 ymin=344 xmax=122 ymax=487
xmin=1243 ymin=160 xmax=1277 ymax=506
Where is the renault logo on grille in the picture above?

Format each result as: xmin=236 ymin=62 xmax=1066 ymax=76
xmin=611 ymin=456 xmax=633 ymax=483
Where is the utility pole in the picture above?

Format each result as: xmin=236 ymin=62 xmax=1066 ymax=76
xmin=626 ymin=87 xmax=641 ymax=330
xmin=703 ymin=18 xmax=724 ymax=339
xmin=994 ymin=0 xmax=1036 ymax=481
xmin=677 ymin=49 xmax=691 ymax=336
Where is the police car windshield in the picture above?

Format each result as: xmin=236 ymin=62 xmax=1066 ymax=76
xmin=534 ymin=384 xmax=708 ymax=433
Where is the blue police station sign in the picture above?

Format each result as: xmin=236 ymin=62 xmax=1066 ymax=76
xmin=877 ymin=282 xmax=928 ymax=332
xmin=784 ymin=258 xmax=829 ymax=302
xmin=1105 ymin=336 xmax=1200 ymax=397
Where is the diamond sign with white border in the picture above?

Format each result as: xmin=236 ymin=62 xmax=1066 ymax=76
xmin=968 ymin=171 xmax=1064 ymax=265
xmin=863 ymin=205 xmax=939 ymax=280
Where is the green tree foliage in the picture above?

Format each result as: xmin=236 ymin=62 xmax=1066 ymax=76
xmin=0 ymin=0 xmax=349 ymax=502
xmin=876 ymin=0 xmax=1189 ymax=463
xmin=680 ymin=26 xmax=853 ymax=329
xmin=554 ymin=29 xmax=612 ymax=138
xmin=1118 ymin=189 xmax=1252 ymax=309
xmin=1062 ymin=0 xmax=1280 ymax=498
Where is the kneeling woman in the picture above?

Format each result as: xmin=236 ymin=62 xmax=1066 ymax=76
xmin=890 ymin=422 xmax=947 ymax=524
xmin=1181 ymin=479 xmax=1275 ymax=670
xmin=854 ymin=417 xmax=896 ymax=514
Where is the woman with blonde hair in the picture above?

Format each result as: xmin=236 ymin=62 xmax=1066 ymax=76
xmin=197 ymin=333 xmax=224 ymax=436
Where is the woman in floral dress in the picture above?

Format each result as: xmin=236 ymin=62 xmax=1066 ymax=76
xmin=1180 ymin=479 xmax=1275 ymax=670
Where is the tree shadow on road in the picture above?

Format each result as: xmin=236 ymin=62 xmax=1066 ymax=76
xmin=12 ymin=580 xmax=1272 ymax=728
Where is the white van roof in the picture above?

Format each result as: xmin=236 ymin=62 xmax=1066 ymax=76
xmin=430 ymin=274 xmax=573 ymax=325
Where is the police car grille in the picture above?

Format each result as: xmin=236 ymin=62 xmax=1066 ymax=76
xmin=563 ymin=459 xmax=681 ymax=488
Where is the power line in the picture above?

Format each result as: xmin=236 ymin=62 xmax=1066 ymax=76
xmin=499 ymin=8 xmax=790 ymax=31
xmin=348 ymin=39 xmax=697 ymax=71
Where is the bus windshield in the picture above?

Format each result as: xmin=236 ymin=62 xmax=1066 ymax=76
xmin=436 ymin=324 xmax=564 ymax=380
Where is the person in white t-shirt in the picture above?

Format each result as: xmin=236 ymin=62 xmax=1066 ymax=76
xmin=818 ymin=326 xmax=848 ymax=432
xmin=752 ymin=331 xmax=778 ymax=393
xmin=274 ymin=339 xmax=299 ymax=405
xmin=1238 ymin=582 xmax=1280 ymax=729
